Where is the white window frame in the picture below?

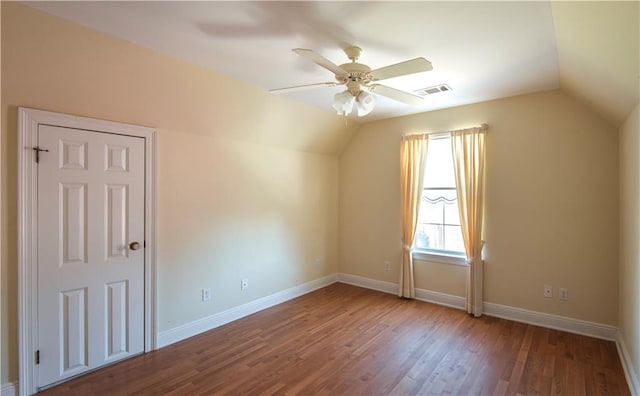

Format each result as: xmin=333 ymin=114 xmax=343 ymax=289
xmin=413 ymin=250 xmax=468 ymax=266
xmin=412 ymin=133 xmax=467 ymax=266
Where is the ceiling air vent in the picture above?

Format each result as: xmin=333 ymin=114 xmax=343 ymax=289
xmin=414 ymin=84 xmax=452 ymax=97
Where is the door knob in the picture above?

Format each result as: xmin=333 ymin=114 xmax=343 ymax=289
xmin=129 ymin=241 xmax=141 ymax=250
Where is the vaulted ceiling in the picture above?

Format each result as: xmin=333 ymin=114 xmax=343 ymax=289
xmin=24 ymin=1 xmax=639 ymax=126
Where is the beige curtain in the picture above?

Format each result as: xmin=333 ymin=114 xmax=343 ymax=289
xmin=399 ymin=134 xmax=429 ymax=298
xmin=451 ymin=126 xmax=487 ymax=316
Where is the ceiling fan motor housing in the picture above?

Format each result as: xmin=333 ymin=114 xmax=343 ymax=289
xmin=337 ymin=62 xmax=374 ymax=96
xmin=337 ymin=63 xmax=372 ymax=82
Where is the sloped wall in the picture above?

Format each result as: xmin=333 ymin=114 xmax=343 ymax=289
xmin=1 ymin=2 xmax=354 ymax=385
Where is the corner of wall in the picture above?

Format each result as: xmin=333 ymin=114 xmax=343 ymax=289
xmin=618 ymin=102 xmax=640 ymax=395
xmin=617 ymin=329 xmax=640 ymax=396
xmin=1 ymin=381 xmax=17 ymax=396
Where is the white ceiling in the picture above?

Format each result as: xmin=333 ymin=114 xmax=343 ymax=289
xmin=23 ymin=1 xmax=639 ymax=125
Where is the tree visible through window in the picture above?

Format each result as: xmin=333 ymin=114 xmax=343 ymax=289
xmin=414 ymin=136 xmax=465 ymax=256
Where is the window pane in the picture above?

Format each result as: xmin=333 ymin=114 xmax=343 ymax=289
xmin=414 ymin=224 xmax=430 ymax=249
xmin=444 ymin=225 xmax=466 ymax=254
xmin=421 ymin=189 xmax=455 ymax=222
xmin=423 ymin=137 xmax=455 ymax=188
xmin=415 ymin=223 xmax=445 ymax=250
xmin=414 ymin=136 xmax=465 ymax=256
xmin=418 ymin=199 xmax=443 ymax=224
xmin=444 ymin=199 xmax=461 ymax=226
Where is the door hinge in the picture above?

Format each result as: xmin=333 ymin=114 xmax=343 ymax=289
xmin=35 ymin=350 xmax=40 ymax=365
xmin=33 ymin=146 xmax=50 ymax=163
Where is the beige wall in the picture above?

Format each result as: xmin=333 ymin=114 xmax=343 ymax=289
xmin=619 ymin=103 xmax=640 ymax=382
xmin=339 ymin=90 xmax=619 ymax=325
xmin=1 ymin=3 xmax=354 ymax=384
xmin=0 ymin=0 xmax=631 ymax=389
xmin=156 ymin=133 xmax=339 ymax=330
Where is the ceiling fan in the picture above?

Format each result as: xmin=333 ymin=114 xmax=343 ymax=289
xmin=270 ymin=46 xmax=433 ymax=116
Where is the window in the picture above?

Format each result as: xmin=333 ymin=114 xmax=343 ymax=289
xmin=413 ymin=135 xmax=466 ymax=259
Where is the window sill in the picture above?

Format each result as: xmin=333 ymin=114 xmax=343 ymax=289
xmin=412 ymin=250 xmax=468 ymax=266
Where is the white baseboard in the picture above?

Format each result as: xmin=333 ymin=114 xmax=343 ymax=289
xmin=157 ymin=274 xmax=338 ymax=348
xmin=1 ymin=381 xmax=17 ymax=396
xmin=336 ymin=273 xmax=397 ymax=294
xmin=336 ymin=273 xmax=617 ymax=341
xmin=336 ymin=272 xmax=466 ymax=310
xmin=617 ymin=330 xmax=640 ymax=395
xmin=483 ymin=302 xmax=618 ymax=341
xmin=415 ymin=288 xmax=466 ymax=310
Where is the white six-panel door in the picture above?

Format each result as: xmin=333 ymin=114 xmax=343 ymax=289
xmin=36 ymin=125 xmax=145 ymax=388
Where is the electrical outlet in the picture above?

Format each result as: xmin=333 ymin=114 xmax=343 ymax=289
xmin=202 ymin=288 xmax=211 ymax=302
xmin=384 ymin=261 xmax=391 ymax=271
xmin=559 ymin=288 xmax=568 ymax=301
xmin=543 ymin=284 xmax=553 ymax=298
xmin=241 ymin=278 xmax=249 ymax=291
xmin=315 ymin=258 xmax=321 ymax=266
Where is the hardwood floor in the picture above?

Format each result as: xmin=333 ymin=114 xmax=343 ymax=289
xmin=39 ymin=283 xmax=629 ymax=395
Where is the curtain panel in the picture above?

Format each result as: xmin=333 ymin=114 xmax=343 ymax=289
xmin=399 ymin=134 xmax=429 ymax=298
xmin=451 ymin=126 xmax=487 ymax=316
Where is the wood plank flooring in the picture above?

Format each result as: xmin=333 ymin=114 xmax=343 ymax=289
xmin=39 ymin=283 xmax=629 ymax=395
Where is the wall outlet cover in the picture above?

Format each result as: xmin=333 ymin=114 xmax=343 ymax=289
xmin=559 ymin=288 xmax=569 ymax=301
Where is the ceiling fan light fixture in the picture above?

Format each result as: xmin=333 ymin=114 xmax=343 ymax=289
xmin=333 ymin=90 xmax=355 ymax=116
xmin=356 ymin=90 xmax=375 ymax=116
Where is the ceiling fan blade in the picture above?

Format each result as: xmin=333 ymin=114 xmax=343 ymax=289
xmin=369 ymin=84 xmax=424 ymax=105
xmin=293 ymin=48 xmax=348 ymax=77
xmin=269 ymin=82 xmax=338 ymax=94
xmin=371 ymin=58 xmax=433 ymax=81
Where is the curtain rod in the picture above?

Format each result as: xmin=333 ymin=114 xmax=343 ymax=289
xmin=401 ymin=123 xmax=488 ymax=139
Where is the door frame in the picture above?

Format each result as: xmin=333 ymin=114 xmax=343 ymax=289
xmin=17 ymin=107 xmax=158 ymax=396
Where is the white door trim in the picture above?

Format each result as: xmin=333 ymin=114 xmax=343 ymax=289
xmin=17 ymin=107 xmax=158 ymax=396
